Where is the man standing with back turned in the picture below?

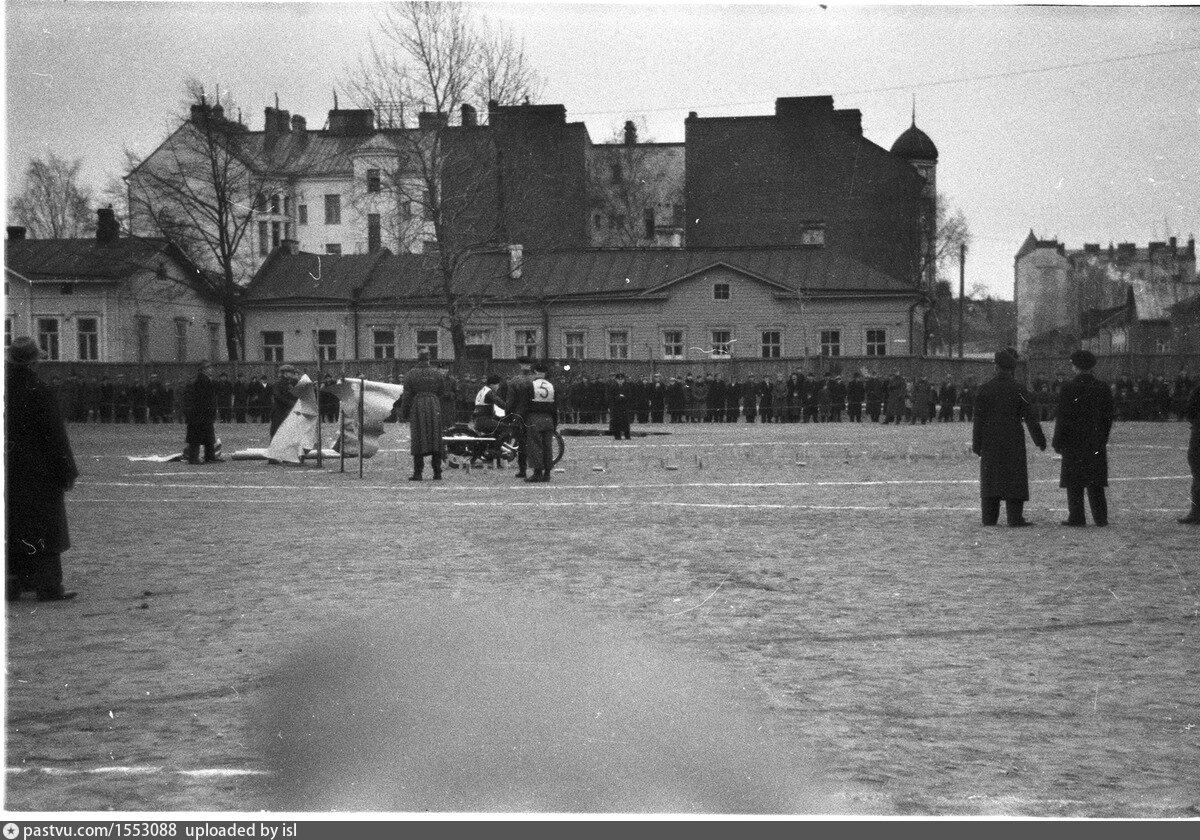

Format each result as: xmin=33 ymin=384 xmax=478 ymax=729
xmin=972 ymin=349 xmax=1047 ymax=527
xmin=509 ymin=360 xmax=558 ymax=483
xmin=400 ymin=350 xmax=447 ymax=481
xmin=1052 ymin=350 xmax=1113 ymax=527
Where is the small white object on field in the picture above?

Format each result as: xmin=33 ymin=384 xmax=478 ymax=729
xmin=665 ymin=464 xmax=679 ymax=471
xmin=593 ymin=465 xmax=605 ymax=472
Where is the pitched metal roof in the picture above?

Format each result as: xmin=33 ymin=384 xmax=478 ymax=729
xmin=244 ymin=246 xmax=919 ymax=306
xmin=4 ymin=236 xmax=202 ymax=285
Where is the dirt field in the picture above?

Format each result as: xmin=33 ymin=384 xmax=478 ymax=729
xmin=4 ymin=416 xmax=1198 ymax=817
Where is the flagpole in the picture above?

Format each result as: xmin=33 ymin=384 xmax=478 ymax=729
xmin=339 ymin=403 xmax=346 ymax=473
xmin=358 ymin=376 xmax=365 ymax=479
xmin=315 ymin=354 xmax=324 ymax=468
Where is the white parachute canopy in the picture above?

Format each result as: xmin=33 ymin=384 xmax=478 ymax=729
xmin=325 ymin=378 xmax=404 ymax=459
xmin=266 ymin=374 xmax=320 ymax=464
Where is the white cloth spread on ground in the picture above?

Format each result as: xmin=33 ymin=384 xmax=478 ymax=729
xmin=265 ymin=375 xmax=320 ymax=464
xmin=325 ymin=378 xmax=404 ymax=459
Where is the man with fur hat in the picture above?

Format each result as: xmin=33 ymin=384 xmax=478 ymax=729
xmin=972 ymin=349 xmax=1047 ymax=526
xmin=5 ymin=337 xmax=79 ymax=601
xmin=1052 ymin=350 xmax=1113 ymax=526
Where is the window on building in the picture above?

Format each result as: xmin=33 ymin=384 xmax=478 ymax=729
xmin=672 ymin=204 xmax=685 ymax=227
xmin=258 ymin=221 xmax=269 ymax=256
xmin=317 ymin=329 xmax=338 ymax=361
xmin=608 ymin=214 xmax=625 ymax=230
xmin=76 ymin=317 xmax=99 ymax=361
xmin=36 ymin=318 xmax=60 ymax=361
xmin=284 ymin=196 xmax=293 ymax=217
xmin=514 ymin=329 xmax=538 ymax=360
xmin=760 ymin=330 xmax=781 ymax=358
xmin=711 ymin=330 xmax=732 ymax=357
xmin=137 ymin=317 xmax=151 ymax=363
xmin=270 ymin=194 xmax=280 ymax=214
xmin=324 ymin=194 xmax=341 ymax=225
xmin=5 ymin=318 xmax=13 ymax=348
xmin=174 ymin=318 xmax=188 ymax=362
xmin=713 ymin=283 xmax=730 ymax=300
xmin=271 ymin=221 xmax=281 ymax=250
xmin=366 ymin=168 xmax=381 ymax=193
xmin=800 ymin=224 xmax=825 ymax=246
xmin=593 ymin=213 xmax=603 ymax=230
xmin=663 ymin=330 xmax=684 ymax=359
xmin=563 ymin=331 xmax=585 ymax=360
xmin=610 ymin=163 xmax=622 ymax=184
xmin=865 ymin=328 xmax=887 ymax=357
xmin=325 ymin=244 xmax=342 ymax=255
xmin=607 ymin=330 xmax=629 ymax=360
xmin=372 ymin=329 xmax=396 ymax=359
xmin=298 ymin=204 xmax=308 ymax=225
xmin=1155 ymin=338 xmax=1171 ymax=353
xmin=262 ymin=331 xmax=284 ymax=363
xmin=643 ymin=208 xmax=656 ymax=239
xmin=254 ymin=193 xmax=267 ymax=213
xmin=208 ymin=322 xmax=221 ymax=361
xmin=367 ymin=214 xmax=382 ymax=252
xmin=820 ymin=329 xmax=841 ymax=357
xmin=466 ymin=329 xmax=493 ymax=356
xmin=59 ymin=283 xmax=74 ymax=295
xmin=417 ymin=329 xmax=439 ymax=360
xmin=285 ymin=222 xmax=295 ymax=240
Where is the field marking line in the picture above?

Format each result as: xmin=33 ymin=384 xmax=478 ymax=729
xmin=6 ymin=766 xmax=268 ymax=776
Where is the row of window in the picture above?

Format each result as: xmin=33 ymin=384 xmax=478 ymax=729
xmin=254 ymin=327 xmax=891 ymax=362
xmin=10 ymin=317 xmax=222 ymax=363
xmin=594 ymin=205 xmax=686 ymax=239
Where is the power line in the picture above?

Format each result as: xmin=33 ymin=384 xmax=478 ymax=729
xmin=569 ymin=42 xmax=1200 ymax=119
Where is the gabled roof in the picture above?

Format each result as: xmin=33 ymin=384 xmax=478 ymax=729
xmin=245 ymin=245 xmax=920 ymax=306
xmin=4 ymin=236 xmax=207 ymax=290
xmin=242 ymin=249 xmax=394 ymax=303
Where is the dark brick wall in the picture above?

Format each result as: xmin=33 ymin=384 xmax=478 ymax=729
xmin=684 ymin=102 xmax=926 ymax=286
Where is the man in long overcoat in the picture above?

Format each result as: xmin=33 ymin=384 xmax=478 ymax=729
xmin=400 ymin=350 xmax=447 ymax=480
xmin=1052 ymin=350 xmax=1114 ymax=527
xmin=5 ymin=337 xmax=79 ymax=601
xmin=972 ymin=350 xmax=1047 ymax=526
xmin=1179 ymin=380 xmax=1200 ymax=525
xmin=184 ymin=360 xmax=223 ymax=465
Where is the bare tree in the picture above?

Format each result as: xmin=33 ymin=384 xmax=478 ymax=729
xmin=9 ymin=151 xmax=94 ymax=238
xmin=920 ymin=193 xmax=972 ymax=355
xmin=343 ymin=1 xmax=545 ymax=366
xmin=125 ymin=85 xmax=294 ymax=360
xmin=588 ymin=118 xmax=684 ymax=247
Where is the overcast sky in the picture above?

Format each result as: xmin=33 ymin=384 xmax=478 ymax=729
xmin=4 ymin=1 xmax=1199 ymax=300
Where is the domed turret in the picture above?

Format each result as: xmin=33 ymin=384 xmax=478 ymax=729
xmin=890 ymin=121 xmax=938 ymax=162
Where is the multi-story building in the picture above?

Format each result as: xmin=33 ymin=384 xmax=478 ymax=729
xmin=1015 ymin=232 xmax=1198 ymax=352
xmin=4 ymin=209 xmax=225 ymax=363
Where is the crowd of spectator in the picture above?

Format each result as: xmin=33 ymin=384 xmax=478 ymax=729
xmin=35 ymin=367 xmax=1199 ymax=428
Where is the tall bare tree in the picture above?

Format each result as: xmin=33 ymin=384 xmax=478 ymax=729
xmin=343 ymin=1 xmax=544 ymax=366
xmin=9 ymin=151 xmax=94 ymax=238
xmin=125 ymin=85 xmax=293 ymax=360
xmin=920 ymin=193 xmax=972 ymax=355
xmin=588 ymin=118 xmax=684 ymax=247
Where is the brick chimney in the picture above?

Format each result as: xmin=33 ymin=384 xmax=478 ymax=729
xmin=291 ymin=114 xmax=307 ymax=133
xmin=418 ymin=111 xmax=449 ymax=130
xmin=7 ymin=226 xmax=26 ymax=241
xmin=623 ymin=120 xmax=637 ymax=146
xmin=96 ymin=207 xmax=120 ymax=244
xmin=281 ymin=238 xmax=300 ymax=255
xmin=461 ymin=104 xmax=477 ymax=127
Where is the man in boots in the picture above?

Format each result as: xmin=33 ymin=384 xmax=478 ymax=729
xmin=399 ymin=350 xmax=447 ymax=481
xmin=184 ymin=360 xmax=223 ymax=465
xmin=1052 ymin=350 xmax=1113 ymax=527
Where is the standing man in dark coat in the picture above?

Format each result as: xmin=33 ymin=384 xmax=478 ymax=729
xmin=1179 ymin=379 xmax=1200 ymax=525
xmin=846 ymin=372 xmax=865 ymax=422
xmin=269 ymin=365 xmax=301 ymax=439
xmin=5 ymin=337 xmax=79 ymax=602
xmin=648 ymin=373 xmax=667 ymax=423
xmin=400 ymin=350 xmax=447 ymax=481
xmin=505 ymin=357 xmax=535 ymax=478
xmin=508 ymin=360 xmax=558 ymax=483
xmin=233 ymin=374 xmax=249 ymax=423
xmin=1052 ymin=350 xmax=1114 ymax=527
xmin=215 ymin=372 xmax=234 ymax=423
xmin=972 ymin=350 xmax=1047 ymax=526
xmin=183 ymin=360 xmax=224 ymax=465
xmin=607 ymin=372 xmax=633 ymax=440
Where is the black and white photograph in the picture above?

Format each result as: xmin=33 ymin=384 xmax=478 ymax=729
xmin=4 ymin=0 xmax=1199 ymax=822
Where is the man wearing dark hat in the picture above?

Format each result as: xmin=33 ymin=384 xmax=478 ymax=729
xmin=5 ymin=337 xmax=79 ymax=601
xmin=399 ymin=350 xmax=447 ymax=480
xmin=269 ymin=364 xmax=301 ymax=439
xmin=607 ymin=372 xmax=632 ymax=440
xmin=1052 ymin=350 xmax=1113 ymax=526
xmin=504 ymin=357 xmax=535 ymax=478
xmin=183 ymin=360 xmax=224 ymax=465
xmin=972 ymin=349 xmax=1047 ymax=526
xmin=508 ymin=360 xmax=558 ymax=482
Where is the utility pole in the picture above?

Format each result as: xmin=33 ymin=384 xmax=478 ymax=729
xmin=958 ymin=242 xmax=966 ymax=359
